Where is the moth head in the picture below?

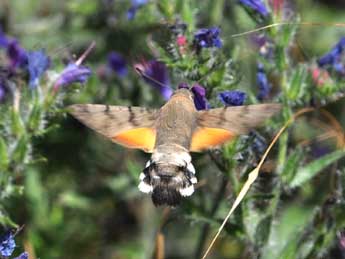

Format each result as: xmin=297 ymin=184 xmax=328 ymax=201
xmin=138 ymin=160 xmax=197 ymax=206
xmin=173 ymin=88 xmax=194 ymax=102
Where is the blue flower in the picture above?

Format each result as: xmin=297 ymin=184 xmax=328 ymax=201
xmin=318 ymin=37 xmax=345 ymax=75
xmin=257 ymin=63 xmax=271 ymax=100
xmin=0 ymin=231 xmax=16 ymax=257
xmin=107 ymin=51 xmax=127 ymax=77
xmin=7 ymin=40 xmax=28 ymax=69
xmin=194 ymin=27 xmax=222 ymax=49
xmin=54 ymin=63 xmax=92 ymax=90
xmin=136 ymin=60 xmax=172 ymax=100
xmin=14 ymin=252 xmax=29 ymax=259
xmin=27 ymin=49 xmax=50 ymax=88
xmin=191 ymin=84 xmax=209 ymax=110
xmin=239 ymin=0 xmax=270 ymax=17
xmin=0 ymin=78 xmax=7 ymax=102
xmin=127 ymin=0 xmax=148 ymax=20
xmin=218 ymin=90 xmax=246 ymax=106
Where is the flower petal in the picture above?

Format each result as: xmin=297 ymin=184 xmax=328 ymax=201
xmin=218 ymin=90 xmax=246 ymax=106
xmin=239 ymin=0 xmax=270 ymax=17
xmin=0 ymin=231 xmax=16 ymax=257
xmin=54 ymin=63 xmax=92 ymax=89
xmin=27 ymin=49 xmax=50 ymax=88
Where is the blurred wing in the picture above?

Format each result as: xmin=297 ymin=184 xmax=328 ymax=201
xmin=68 ymin=104 xmax=158 ymax=152
xmin=190 ymin=104 xmax=281 ymax=152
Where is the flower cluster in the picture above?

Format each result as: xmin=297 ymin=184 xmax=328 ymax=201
xmin=257 ymin=63 xmax=271 ymax=100
xmin=193 ymin=27 xmax=222 ymax=50
xmin=0 ymin=28 xmax=92 ymax=96
xmin=0 ymin=231 xmax=28 ymax=259
xmin=0 ymin=231 xmax=16 ymax=257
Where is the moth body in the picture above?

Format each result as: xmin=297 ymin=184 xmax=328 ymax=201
xmin=139 ymin=89 xmax=198 ymax=206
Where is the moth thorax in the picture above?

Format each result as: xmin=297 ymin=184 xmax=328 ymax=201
xmin=138 ymin=152 xmax=197 ymax=206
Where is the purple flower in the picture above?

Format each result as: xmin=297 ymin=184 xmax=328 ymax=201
xmin=7 ymin=40 xmax=28 ymax=69
xmin=239 ymin=0 xmax=270 ymax=17
xmin=0 ymin=28 xmax=9 ymax=48
xmin=218 ymin=90 xmax=246 ymax=106
xmin=14 ymin=252 xmax=29 ymax=259
xmin=127 ymin=0 xmax=148 ymax=20
xmin=0 ymin=231 xmax=16 ymax=257
xmin=136 ymin=60 xmax=172 ymax=100
xmin=27 ymin=49 xmax=50 ymax=88
xmin=257 ymin=63 xmax=271 ymax=100
xmin=191 ymin=84 xmax=209 ymax=110
xmin=54 ymin=63 xmax=92 ymax=90
xmin=107 ymin=51 xmax=127 ymax=77
xmin=194 ymin=27 xmax=222 ymax=49
xmin=318 ymin=37 xmax=345 ymax=75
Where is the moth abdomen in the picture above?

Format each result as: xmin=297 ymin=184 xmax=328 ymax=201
xmin=138 ymin=150 xmax=197 ymax=206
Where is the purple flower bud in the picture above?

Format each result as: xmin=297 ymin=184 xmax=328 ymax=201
xmin=239 ymin=0 xmax=270 ymax=17
xmin=27 ymin=49 xmax=50 ymax=88
xmin=194 ymin=27 xmax=222 ymax=49
xmin=54 ymin=63 xmax=91 ymax=90
xmin=218 ymin=90 xmax=246 ymax=106
xmin=14 ymin=252 xmax=29 ymax=259
xmin=107 ymin=51 xmax=127 ymax=77
xmin=257 ymin=63 xmax=271 ymax=100
xmin=191 ymin=84 xmax=209 ymax=110
xmin=7 ymin=40 xmax=28 ymax=69
xmin=0 ymin=231 xmax=16 ymax=257
xmin=136 ymin=60 xmax=172 ymax=100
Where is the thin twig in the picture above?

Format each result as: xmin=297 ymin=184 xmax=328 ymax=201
xmin=201 ymin=108 xmax=315 ymax=259
xmin=194 ymin=177 xmax=228 ymax=259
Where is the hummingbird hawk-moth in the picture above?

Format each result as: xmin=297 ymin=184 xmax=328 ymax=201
xmin=68 ymin=88 xmax=280 ymax=206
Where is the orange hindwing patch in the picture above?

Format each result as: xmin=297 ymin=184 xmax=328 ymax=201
xmin=113 ymin=128 xmax=156 ymax=152
xmin=190 ymin=127 xmax=235 ymax=152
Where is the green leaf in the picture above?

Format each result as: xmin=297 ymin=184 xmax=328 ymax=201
xmin=12 ymin=136 xmax=29 ymax=163
xmin=281 ymin=147 xmax=303 ymax=184
xmin=286 ymin=65 xmax=307 ymax=100
xmin=28 ymin=103 xmax=43 ymax=132
xmin=255 ymin=215 xmax=272 ymax=247
xmin=11 ymin=109 xmax=24 ymax=137
xmin=290 ymin=149 xmax=345 ymax=188
xmin=0 ymin=136 xmax=9 ymax=171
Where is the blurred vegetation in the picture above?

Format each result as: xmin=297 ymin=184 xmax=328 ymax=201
xmin=1 ymin=0 xmax=345 ymax=258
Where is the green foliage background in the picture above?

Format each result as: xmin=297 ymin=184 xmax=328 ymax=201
xmin=1 ymin=0 xmax=345 ymax=258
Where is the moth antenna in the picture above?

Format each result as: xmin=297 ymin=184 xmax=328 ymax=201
xmin=227 ymin=21 xmax=345 ymax=39
xmin=134 ymin=66 xmax=170 ymax=90
xmin=75 ymin=41 xmax=96 ymax=66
